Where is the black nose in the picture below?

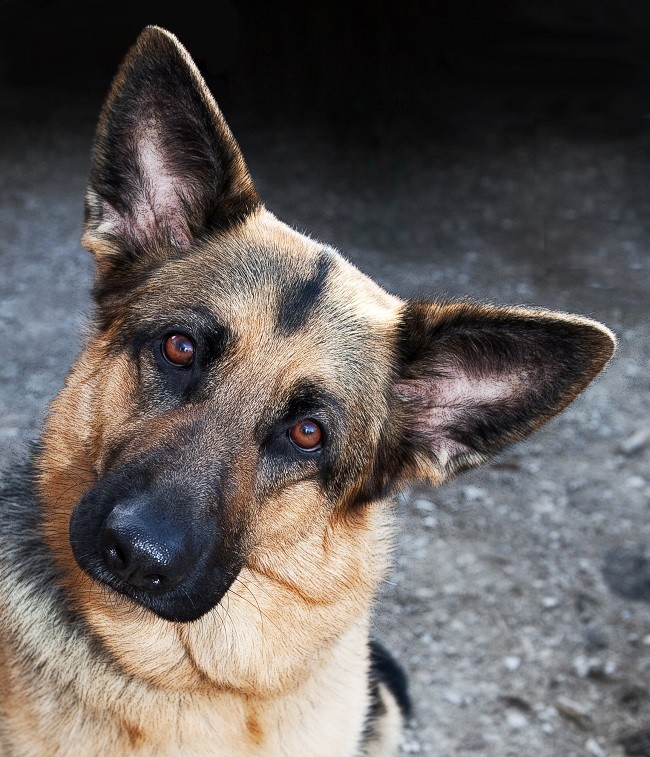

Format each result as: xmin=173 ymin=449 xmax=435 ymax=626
xmin=100 ymin=502 xmax=192 ymax=593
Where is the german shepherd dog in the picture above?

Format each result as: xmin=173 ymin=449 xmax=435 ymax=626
xmin=0 ymin=26 xmax=615 ymax=756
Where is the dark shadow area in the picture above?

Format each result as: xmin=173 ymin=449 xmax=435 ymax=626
xmin=1 ymin=0 xmax=649 ymax=138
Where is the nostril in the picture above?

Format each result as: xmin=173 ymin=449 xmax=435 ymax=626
xmin=103 ymin=544 xmax=127 ymax=573
xmin=142 ymin=574 xmax=165 ymax=590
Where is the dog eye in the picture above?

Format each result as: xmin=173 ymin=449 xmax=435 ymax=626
xmin=289 ymin=420 xmax=323 ymax=452
xmin=161 ymin=333 xmax=195 ymax=367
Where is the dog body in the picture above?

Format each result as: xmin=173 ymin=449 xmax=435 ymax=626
xmin=0 ymin=27 xmax=614 ymax=756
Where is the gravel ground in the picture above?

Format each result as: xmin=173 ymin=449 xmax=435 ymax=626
xmin=1 ymin=85 xmax=648 ymax=756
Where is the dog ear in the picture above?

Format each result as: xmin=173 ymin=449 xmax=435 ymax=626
xmin=82 ymin=26 xmax=259 ymax=276
xmin=393 ymin=301 xmax=615 ymax=482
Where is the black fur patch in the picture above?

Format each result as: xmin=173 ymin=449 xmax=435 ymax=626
xmin=362 ymin=640 xmax=412 ymax=745
xmin=275 ymin=254 xmax=332 ymax=334
xmin=369 ymin=640 xmax=412 ymax=718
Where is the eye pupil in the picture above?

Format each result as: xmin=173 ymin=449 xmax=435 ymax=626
xmin=162 ymin=334 xmax=195 ymax=366
xmin=289 ymin=420 xmax=323 ymax=451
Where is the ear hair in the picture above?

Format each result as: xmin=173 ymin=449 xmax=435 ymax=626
xmin=83 ymin=26 xmax=260 ymax=279
xmin=393 ymin=300 xmax=616 ymax=481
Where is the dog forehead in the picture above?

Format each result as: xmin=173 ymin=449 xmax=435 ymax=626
xmin=143 ymin=211 xmax=402 ymax=356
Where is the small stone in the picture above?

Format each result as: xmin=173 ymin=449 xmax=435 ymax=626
xmin=457 ymin=735 xmax=487 ymax=752
xmin=499 ymin=694 xmax=532 ymax=712
xmin=463 ymin=485 xmax=486 ymax=501
xmin=574 ymin=655 xmax=616 ymax=680
xmin=542 ymin=723 xmax=556 ymax=735
xmin=629 ymin=475 xmax=647 ymax=490
xmin=583 ymin=626 xmax=609 ymax=652
xmin=413 ymin=498 xmax=435 ymax=512
xmin=400 ymin=737 xmax=422 ymax=754
xmin=443 ymin=690 xmax=465 ymax=706
xmin=604 ymin=660 xmax=617 ymax=677
xmin=619 ymin=429 xmax=650 ymax=456
xmin=555 ymin=697 xmax=592 ymax=729
xmin=573 ymin=655 xmax=598 ymax=678
xmin=506 ymin=711 xmax=529 ymax=730
xmin=538 ymin=705 xmax=558 ymax=721
xmin=542 ymin=596 xmax=560 ymax=609
xmin=619 ymin=685 xmax=648 ymax=718
xmin=423 ymin=516 xmax=438 ymax=528
xmin=567 ymin=477 xmax=587 ymax=492
xmin=575 ymin=590 xmax=600 ymax=618
xmin=602 ymin=545 xmax=650 ymax=603
xmin=504 ymin=656 xmax=521 ymax=672
xmin=585 ymin=737 xmax=606 ymax=757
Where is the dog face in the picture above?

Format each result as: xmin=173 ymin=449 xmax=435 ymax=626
xmin=39 ymin=28 xmax=614 ymax=640
xmin=67 ymin=217 xmax=404 ymax=622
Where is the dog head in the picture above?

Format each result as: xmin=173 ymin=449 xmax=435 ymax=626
xmin=38 ymin=27 xmax=613 ymax=687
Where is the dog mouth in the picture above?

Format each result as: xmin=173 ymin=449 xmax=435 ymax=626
xmin=69 ymin=471 xmax=242 ymax=623
xmin=75 ymin=553 xmax=241 ymax=623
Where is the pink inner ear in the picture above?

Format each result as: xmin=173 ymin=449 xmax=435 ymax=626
xmin=395 ymin=366 xmax=525 ymax=463
xmin=396 ymin=366 xmax=522 ymax=407
xmin=98 ymin=122 xmax=194 ymax=250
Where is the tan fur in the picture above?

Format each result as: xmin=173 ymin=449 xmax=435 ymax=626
xmin=0 ymin=618 xmax=375 ymax=755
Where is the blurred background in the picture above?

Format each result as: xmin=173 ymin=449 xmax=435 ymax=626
xmin=1 ymin=2 xmax=649 ymax=754
xmin=2 ymin=0 xmax=650 ymax=131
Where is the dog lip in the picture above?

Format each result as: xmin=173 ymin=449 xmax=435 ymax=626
xmin=76 ymin=554 xmax=241 ymax=623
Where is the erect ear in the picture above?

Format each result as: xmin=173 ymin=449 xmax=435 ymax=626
xmin=82 ymin=26 xmax=260 ymax=279
xmin=393 ymin=301 xmax=615 ymax=482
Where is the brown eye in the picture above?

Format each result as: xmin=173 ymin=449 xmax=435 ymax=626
xmin=162 ymin=333 xmax=195 ymax=367
xmin=289 ymin=419 xmax=323 ymax=451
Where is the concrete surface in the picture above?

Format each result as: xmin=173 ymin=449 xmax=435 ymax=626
xmin=1 ymin=84 xmax=648 ymax=756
